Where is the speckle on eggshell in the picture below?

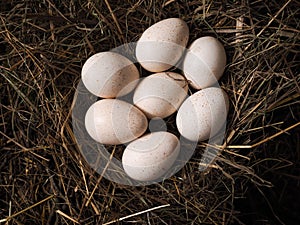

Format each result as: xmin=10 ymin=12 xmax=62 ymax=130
xmin=122 ymin=131 xmax=180 ymax=181
xmin=133 ymin=72 xmax=188 ymax=119
xmin=85 ymin=99 xmax=148 ymax=145
xmin=136 ymin=18 xmax=189 ymax=72
xmin=176 ymin=87 xmax=229 ymax=142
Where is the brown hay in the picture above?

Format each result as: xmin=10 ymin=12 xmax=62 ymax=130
xmin=1 ymin=0 xmax=299 ymax=224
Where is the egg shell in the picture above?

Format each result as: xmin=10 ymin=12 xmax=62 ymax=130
xmin=136 ymin=18 xmax=189 ymax=72
xmin=133 ymin=72 xmax=188 ymax=119
xmin=182 ymin=36 xmax=226 ymax=89
xmin=85 ymin=99 xmax=148 ymax=145
xmin=122 ymin=131 xmax=180 ymax=181
xmin=176 ymin=87 xmax=229 ymax=142
xmin=82 ymin=52 xmax=140 ymax=98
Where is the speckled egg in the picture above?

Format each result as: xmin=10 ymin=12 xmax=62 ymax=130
xmin=82 ymin=52 xmax=140 ymax=98
xmin=176 ymin=87 xmax=229 ymax=142
xmin=133 ymin=72 xmax=188 ymax=119
xmin=85 ymin=99 xmax=148 ymax=145
xmin=182 ymin=36 xmax=226 ymax=89
xmin=136 ymin=18 xmax=189 ymax=72
xmin=122 ymin=131 xmax=180 ymax=181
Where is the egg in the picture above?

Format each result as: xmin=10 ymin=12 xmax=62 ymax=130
xmin=182 ymin=36 xmax=226 ymax=89
xmin=136 ymin=18 xmax=189 ymax=72
xmin=82 ymin=52 xmax=140 ymax=98
xmin=176 ymin=87 xmax=229 ymax=142
xmin=133 ymin=72 xmax=188 ymax=119
xmin=85 ymin=99 xmax=148 ymax=145
xmin=122 ymin=131 xmax=180 ymax=181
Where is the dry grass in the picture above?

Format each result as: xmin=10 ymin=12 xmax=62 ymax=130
xmin=1 ymin=0 xmax=300 ymax=224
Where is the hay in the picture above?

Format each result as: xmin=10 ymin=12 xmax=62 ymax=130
xmin=1 ymin=0 xmax=299 ymax=224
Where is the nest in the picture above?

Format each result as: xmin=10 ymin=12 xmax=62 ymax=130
xmin=0 ymin=0 xmax=299 ymax=224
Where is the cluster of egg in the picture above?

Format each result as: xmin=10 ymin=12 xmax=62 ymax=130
xmin=82 ymin=18 xmax=229 ymax=182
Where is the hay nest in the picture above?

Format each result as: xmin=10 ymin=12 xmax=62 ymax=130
xmin=1 ymin=0 xmax=299 ymax=224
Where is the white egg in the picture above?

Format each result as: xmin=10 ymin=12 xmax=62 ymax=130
xmin=136 ymin=18 xmax=189 ymax=72
xmin=122 ymin=131 xmax=180 ymax=181
xmin=176 ymin=87 xmax=229 ymax=142
xmin=85 ymin=99 xmax=148 ymax=145
xmin=133 ymin=72 xmax=188 ymax=119
xmin=82 ymin=52 xmax=139 ymax=98
xmin=182 ymin=36 xmax=226 ymax=89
